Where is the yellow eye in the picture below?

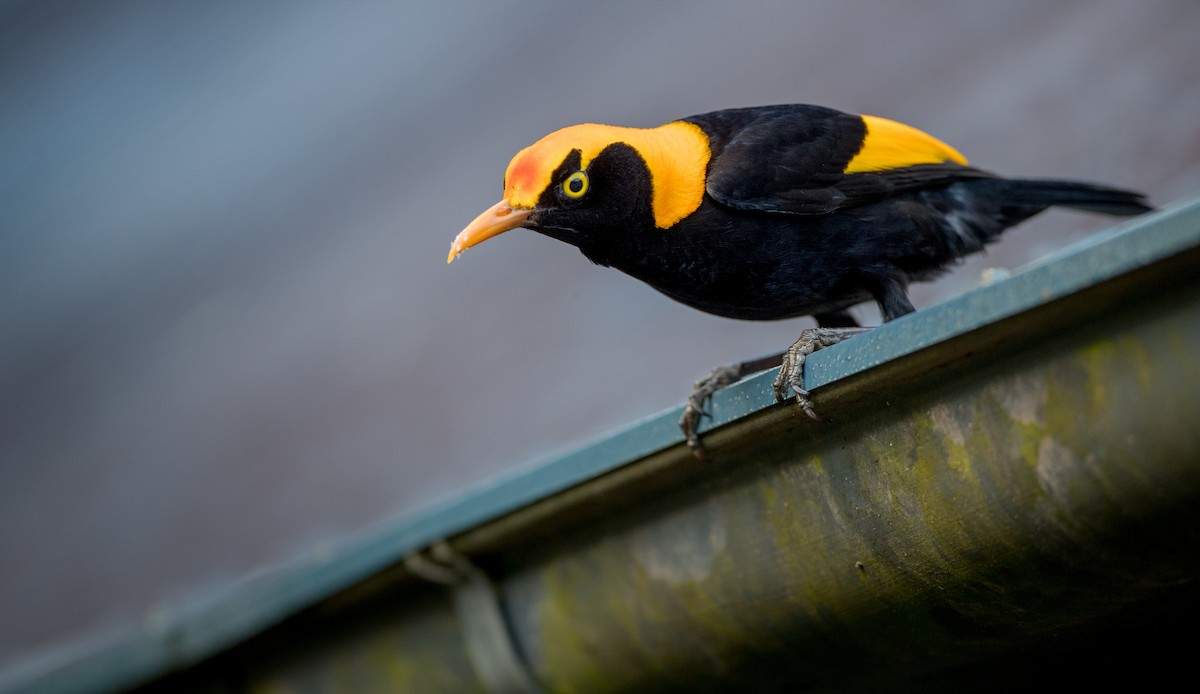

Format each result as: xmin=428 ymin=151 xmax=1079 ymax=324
xmin=561 ymin=171 xmax=589 ymax=199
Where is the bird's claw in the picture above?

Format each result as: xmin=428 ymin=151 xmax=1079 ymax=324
xmin=680 ymin=364 xmax=743 ymax=459
xmin=773 ymin=327 xmax=873 ymax=420
xmin=680 ymin=328 xmax=868 ymax=457
xmin=772 ymin=341 xmax=820 ymax=421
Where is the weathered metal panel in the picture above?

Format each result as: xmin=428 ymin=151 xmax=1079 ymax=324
xmin=222 ymin=277 xmax=1200 ymax=693
xmin=500 ymin=288 xmax=1200 ymax=692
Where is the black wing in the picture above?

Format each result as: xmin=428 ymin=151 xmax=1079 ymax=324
xmin=683 ymin=104 xmax=991 ymax=215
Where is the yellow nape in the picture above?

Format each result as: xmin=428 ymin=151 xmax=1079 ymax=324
xmin=503 ymin=121 xmax=711 ymax=229
xmin=844 ymin=115 xmax=967 ymax=174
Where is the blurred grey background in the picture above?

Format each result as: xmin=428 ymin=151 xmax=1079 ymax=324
xmin=2 ymin=0 xmax=1198 ymax=672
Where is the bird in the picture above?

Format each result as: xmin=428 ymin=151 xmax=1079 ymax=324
xmin=447 ymin=103 xmax=1152 ymax=456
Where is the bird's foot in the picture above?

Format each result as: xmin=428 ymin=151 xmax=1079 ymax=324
xmin=772 ymin=327 xmax=873 ymax=419
xmin=680 ymin=352 xmax=784 ymax=459
xmin=680 ymin=364 xmax=744 ymax=459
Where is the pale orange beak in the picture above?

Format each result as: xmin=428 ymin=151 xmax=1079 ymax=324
xmin=447 ymin=200 xmax=533 ymax=264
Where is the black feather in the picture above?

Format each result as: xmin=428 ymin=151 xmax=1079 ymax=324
xmin=522 ymin=104 xmax=1153 ymax=324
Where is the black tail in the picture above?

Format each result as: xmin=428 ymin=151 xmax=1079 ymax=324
xmin=933 ymin=177 xmax=1154 ymax=258
xmin=996 ymin=178 xmax=1153 ymax=216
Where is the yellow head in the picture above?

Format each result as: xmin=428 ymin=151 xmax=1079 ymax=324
xmin=449 ymin=120 xmax=711 ymax=263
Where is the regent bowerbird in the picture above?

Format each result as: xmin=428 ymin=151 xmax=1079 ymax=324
xmin=448 ymin=103 xmax=1151 ymax=456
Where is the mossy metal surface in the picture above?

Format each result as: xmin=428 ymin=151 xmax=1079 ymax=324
xmin=501 ymin=289 xmax=1200 ymax=692
xmin=238 ymin=238 xmax=1199 ymax=692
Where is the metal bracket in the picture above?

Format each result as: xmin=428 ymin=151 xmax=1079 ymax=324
xmin=406 ymin=541 xmax=544 ymax=694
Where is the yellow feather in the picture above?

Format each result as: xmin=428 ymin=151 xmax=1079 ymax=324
xmin=504 ymin=121 xmax=710 ymax=229
xmin=845 ymin=115 xmax=967 ymax=173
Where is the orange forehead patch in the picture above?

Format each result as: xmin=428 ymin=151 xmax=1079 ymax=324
xmin=502 ymin=121 xmax=710 ymax=229
xmin=504 ymin=148 xmax=546 ymax=204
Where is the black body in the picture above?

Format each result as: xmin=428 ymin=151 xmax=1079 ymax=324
xmin=526 ymin=104 xmax=1152 ymax=326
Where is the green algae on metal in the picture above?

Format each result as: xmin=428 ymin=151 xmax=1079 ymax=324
xmin=511 ymin=290 xmax=1200 ymax=692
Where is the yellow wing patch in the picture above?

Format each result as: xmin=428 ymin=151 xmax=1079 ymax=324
xmin=504 ymin=121 xmax=710 ymax=229
xmin=844 ymin=115 xmax=967 ymax=174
